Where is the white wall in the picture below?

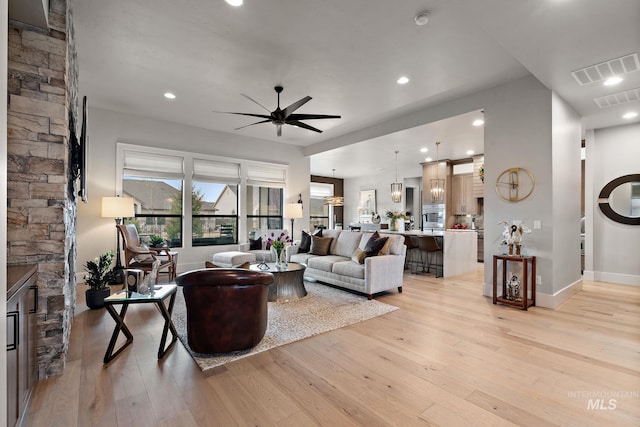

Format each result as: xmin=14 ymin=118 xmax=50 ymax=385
xmin=550 ymin=92 xmax=583 ymax=303
xmin=584 ymin=122 xmax=640 ymax=285
xmin=77 ymin=108 xmax=310 ymax=276
xmin=339 ymin=75 xmax=583 ymax=307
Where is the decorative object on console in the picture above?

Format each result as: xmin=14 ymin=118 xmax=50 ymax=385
xmin=430 ymin=141 xmax=445 ymax=202
xmin=390 ymin=150 xmax=402 ymax=203
xmin=499 ymin=221 xmax=531 ymax=256
xmin=101 ymin=196 xmax=135 ymax=284
xmin=479 ymin=164 xmax=485 ymax=183
xmin=149 ymin=235 xmax=164 ymax=248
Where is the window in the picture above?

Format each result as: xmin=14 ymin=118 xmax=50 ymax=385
xmin=191 ymin=159 xmax=240 ymax=246
xmin=122 ymin=150 xmax=184 ymax=247
xmin=117 ymin=143 xmax=289 ymax=248
xmin=245 ymin=163 xmax=286 ymax=239
xmin=310 ymin=182 xmax=332 ymax=230
xmin=246 ymin=186 xmax=283 ymax=239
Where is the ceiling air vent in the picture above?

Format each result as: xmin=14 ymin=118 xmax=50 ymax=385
xmin=594 ymin=88 xmax=640 ymax=108
xmin=571 ymin=53 xmax=640 ymax=86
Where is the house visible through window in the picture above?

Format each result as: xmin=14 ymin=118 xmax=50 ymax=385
xmin=122 ymin=150 xmax=184 ymax=247
xmin=191 ymin=159 xmax=240 ymax=246
xmin=117 ymin=144 xmax=287 ymax=247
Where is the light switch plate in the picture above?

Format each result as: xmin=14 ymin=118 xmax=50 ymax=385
xmin=534 ymin=220 xmax=541 ymax=229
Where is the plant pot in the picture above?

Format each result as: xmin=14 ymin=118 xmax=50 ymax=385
xmin=85 ymin=288 xmax=111 ymax=309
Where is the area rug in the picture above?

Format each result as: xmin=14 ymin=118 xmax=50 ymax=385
xmin=171 ymin=282 xmax=399 ymax=372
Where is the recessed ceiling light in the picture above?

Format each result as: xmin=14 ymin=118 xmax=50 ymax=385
xmin=420 ymin=147 xmax=428 ymax=153
xmin=623 ymin=111 xmax=638 ymax=119
xmin=225 ymin=0 xmax=243 ymax=6
xmin=603 ymin=76 xmax=623 ymax=86
xmin=164 ymin=92 xmax=176 ymax=99
xmin=414 ymin=12 xmax=430 ymax=26
xmin=472 ymin=119 xmax=484 ymax=126
xmin=425 ymin=157 xmax=433 ymax=162
xmin=466 ymin=150 xmax=474 ymax=155
xmin=397 ymin=76 xmax=409 ymax=85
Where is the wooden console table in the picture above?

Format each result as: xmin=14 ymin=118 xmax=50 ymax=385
xmin=492 ymin=255 xmax=536 ymax=310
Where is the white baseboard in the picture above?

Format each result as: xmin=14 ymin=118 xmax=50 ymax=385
xmin=483 ymin=278 xmax=583 ymax=309
xmin=536 ymin=279 xmax=583 ymax=309
xmin=590 ymin=271 xmax=640 ymax=286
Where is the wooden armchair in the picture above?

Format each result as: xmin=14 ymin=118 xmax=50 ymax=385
xmin=117 ymin=224 xmax=174 ymax=282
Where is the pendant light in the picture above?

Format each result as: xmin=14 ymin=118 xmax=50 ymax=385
xmin=430 ymin=141 xmax=445 ymax=202
xmin=390 ymin=150 xmax=402 ymax=203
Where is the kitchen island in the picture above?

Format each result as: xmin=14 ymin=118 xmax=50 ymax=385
xmin=387 ymin=229 xmax=478 ymax=277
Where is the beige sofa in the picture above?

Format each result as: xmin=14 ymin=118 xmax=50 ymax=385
xmin=287 ymin=229 xmax=406 ymax=299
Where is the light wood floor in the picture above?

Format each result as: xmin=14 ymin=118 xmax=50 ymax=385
xmin=28 ymin=267 xmax=640 ymax=426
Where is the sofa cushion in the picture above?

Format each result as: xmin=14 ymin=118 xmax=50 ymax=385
xmin=307 ymin=255 xmax=349 ymax=272
xmin=332 ymin=260 xmax=365 ymax=279
xmin=290 ymin=252 xmax=319 ymax=265
xmin=364 ymin=233 xmax=388 ymax=257
xmin=310 ymin=235 xmax=333 ymax=255
xmin=249 ymin=236 xmax=262 ymax=250
xmin=331 ymin=231 xmax=363 ymax=258
xmin=321 ymin=229 xmax=342 ymax=253
xmin=351 ymin=248 xmax=366 ymax=264
xmin=298 ymin=229 xmax=321 ymax=253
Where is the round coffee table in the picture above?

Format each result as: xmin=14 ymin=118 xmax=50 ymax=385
xmin=249 ymin=262 xmax=307 ymax=302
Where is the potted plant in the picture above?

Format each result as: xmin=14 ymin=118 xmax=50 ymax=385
xmin=84 ymin=251 xmax=115 ymax=309
xmin=385 ymin=210 xmax=407 ymax=231
xmin=149 ymin=235 xmax=165 ymax=248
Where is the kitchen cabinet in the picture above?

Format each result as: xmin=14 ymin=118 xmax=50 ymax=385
xmin=6 ymin=264 xmax=38 ymax=427
xmin=452 ymin=173 xmax=477 ymax=215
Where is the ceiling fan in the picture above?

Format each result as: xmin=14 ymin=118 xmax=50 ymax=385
xmin=218 ymin=86 xmax=341 ymax=137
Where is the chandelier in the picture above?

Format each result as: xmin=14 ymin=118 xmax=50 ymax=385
xmin=430 ymin=141 xmax=444 ymax=202
xmin=390 ymin=150 xmax=402 ymax=203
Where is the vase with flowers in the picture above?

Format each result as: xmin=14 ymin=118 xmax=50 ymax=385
xmin=385 ymin=210 xmax=407 ymax=232
xmin=266 ymin=231 xmax=292 ymax=268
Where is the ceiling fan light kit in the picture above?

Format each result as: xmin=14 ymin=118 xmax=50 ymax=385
xmin=218 ymin=85 xmax=341 ymax=136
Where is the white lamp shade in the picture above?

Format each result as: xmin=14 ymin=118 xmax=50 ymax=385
xmin=101 ymin=197 xmax=135 ymax=218
xmin=284 ymin=203 xmax=303 ymax=219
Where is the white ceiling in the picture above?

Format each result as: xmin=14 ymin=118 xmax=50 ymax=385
xmin=68 ymin=0 xmax=640 ymax=178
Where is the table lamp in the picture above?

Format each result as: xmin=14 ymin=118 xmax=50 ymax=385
xmin=101 ymin=196 xmax=135 ymax=283
xmin=284 ymin=203 xmax=303 ymax=237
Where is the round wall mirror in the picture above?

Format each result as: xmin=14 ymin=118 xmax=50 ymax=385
xmin=598 ymin=174 xmax=640 ymax=225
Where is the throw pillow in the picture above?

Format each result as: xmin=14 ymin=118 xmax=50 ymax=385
xmin=351 ymin=248 xmax=367 ymax=264
xmin=364 ymin=233 xmax=388 ymax=257
xmin=310 ymin=235 xmax=333 ymax=256
xmin=299 ymin=228 xmax=322 ymax=253
xmin=249 ymin=236 xmax=262 ymax=250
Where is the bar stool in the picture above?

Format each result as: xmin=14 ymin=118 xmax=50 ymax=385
xmin=417 ymin=235 xmax=442 ymax=276
xmin=403 ymin=234 xmax=419 ymax=273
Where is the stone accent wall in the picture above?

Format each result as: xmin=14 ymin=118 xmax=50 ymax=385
xmin=7 ymin=0 xmax=78 ymax=379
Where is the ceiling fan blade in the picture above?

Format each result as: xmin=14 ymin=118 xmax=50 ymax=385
xmin=286 ymin=120 xmax=323 ymax=133
xmin=287 ymin=113 xmax=341 ymax=120
xmin=213 ymin=111 xmax=272 ymax=120
xmin=240 ymin=93 xmax=272 ymax=113
xmin=282 ymin=96 xmax=312 ymax=117
xmin=234 ymin=119 xmax=272 ymax=131
xmin=276 ymin=124 xmax=282 ymax=137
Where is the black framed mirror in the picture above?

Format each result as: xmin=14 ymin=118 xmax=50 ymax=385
xmin=598 ymin=174 xmax=640 ymax=225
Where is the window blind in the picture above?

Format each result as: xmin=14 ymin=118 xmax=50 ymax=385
xmin=123 ymin=150 xmax=184 ymax=179
xmin=246 ymin=164 xmax=286 ymax=188
xmin=192 ymin=159 xmax=240 ymax=184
